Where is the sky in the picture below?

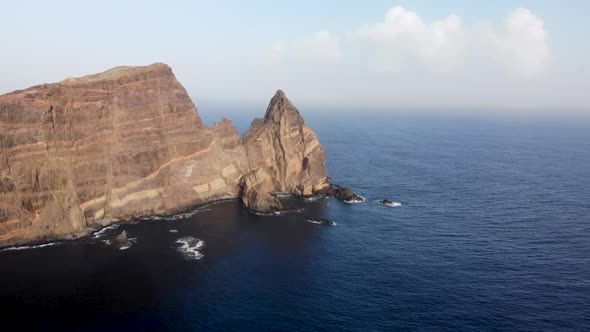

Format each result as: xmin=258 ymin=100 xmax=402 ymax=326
xmin=1 ymin=0 xmax=589 ymax=112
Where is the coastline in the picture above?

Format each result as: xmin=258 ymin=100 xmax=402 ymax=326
xmin=0 ymin=183 xmax=362 ymax=250
xmin=0 ymin=181 xmax=362 ymax=249
xmin=0 ymin=69 xmax=330 ymax=248
xmin=0 ymin=191 xmax=344 ymax=250
xmin=0 ymin=197 xmax=240 ymax=250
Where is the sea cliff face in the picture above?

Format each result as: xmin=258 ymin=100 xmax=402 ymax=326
xmin=240 ymin=90 xmax=329 ymax=211
xmin=0 ymin=63 xmax=328 ymax=246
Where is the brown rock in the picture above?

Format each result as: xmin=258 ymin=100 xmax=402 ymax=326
xmin=0 ymin=64 xmax=329 ymax=246
xmin=114 ymin=230 xmax=132 ymax=249
xmin=240 ymin=90 xmax=329 ymax=211
xmin=316 ymin=184 xmax=364 ymax=202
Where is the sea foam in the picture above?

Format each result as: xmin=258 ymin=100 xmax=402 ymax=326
xmin=344 ymin=195 xmax=366 ymax=204
xmin=375 ymin=200 xmax=402 ymax=207
xmin=176 ymin=237 xmax=205 ymax=260
xmin=139 ymin=206 xmax=212 ymax=222
xmin=92 ymin=224 xmax=120 ymax=238
xmin=0 ymin=242 xmax=57 ymax=252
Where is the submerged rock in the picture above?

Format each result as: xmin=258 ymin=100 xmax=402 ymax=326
xmin=176 ymin=236 xmax=204 ymax=260
xmin=187 ymin=237 xmax=201 ymax=248
xmin=305 ymin=217 xmax=336 ymax=226
xmin=377 ymin=199 xmax=402 ymax=207
xmin=114 ymin=230 xmax=133 ymax=250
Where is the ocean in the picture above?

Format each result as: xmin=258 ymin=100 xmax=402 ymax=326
xmin=1 ymin=111 xmax=589 ymax=331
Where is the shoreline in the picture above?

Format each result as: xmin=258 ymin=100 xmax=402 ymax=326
xmin=0 ymin=198 xmax=240 ymax=251
xmin=0 ymin=183 xmax=361 ymax=250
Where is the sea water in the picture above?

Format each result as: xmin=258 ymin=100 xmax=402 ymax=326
xmin=1 ymin=112 xmax=589 ymax=331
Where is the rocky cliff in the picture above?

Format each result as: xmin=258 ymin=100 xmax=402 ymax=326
xmin=240 ymin=90 xmax=328 ymax=211
xmin=0 ymin=63 xmax=328 ymax=246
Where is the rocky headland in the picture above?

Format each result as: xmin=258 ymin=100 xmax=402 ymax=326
xmin=0 ymin=63 xmax=356 ymax=247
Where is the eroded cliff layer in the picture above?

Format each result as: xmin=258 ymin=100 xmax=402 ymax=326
xmin=0 ymin=63 xmax=328 ymax=246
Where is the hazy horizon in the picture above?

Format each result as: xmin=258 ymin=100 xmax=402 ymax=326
xmin=2 ymin=0 xmax=589 ymax=113
xmin=196 ymin=98 xmax=590 ymax=129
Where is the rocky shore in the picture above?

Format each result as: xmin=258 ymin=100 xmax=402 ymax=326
xmin=0 ymin=63 xmax=334 ymax=246
xmin=316 ymin=184 xmax=364 ymax=203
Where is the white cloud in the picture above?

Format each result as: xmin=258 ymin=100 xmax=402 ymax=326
xmin=353 ymin=6 xmax=549 ymax=78
xmin=254 ymin=7 xmax=588 ymax=110
xmin=496 ymin=8 xmax=550 ymax=77
xmin=267 ymin=30 xmax=341 ymax=64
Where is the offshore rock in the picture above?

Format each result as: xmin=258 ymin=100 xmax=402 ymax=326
xmin=317 ymin=184 xmax=364 ymax=203
xmin=305 ymin=217 xmax=336 ymax=226
xmin=0 ymin=64 xmax=329 ymax=246
xmin=377 ymin=199 xmax=402 ymax=207
xmin=114 ymin=230 xmax=133 ymax=249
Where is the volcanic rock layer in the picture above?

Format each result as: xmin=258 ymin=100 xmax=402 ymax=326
xmin=0 ymin=63 xmax=328 ymax=246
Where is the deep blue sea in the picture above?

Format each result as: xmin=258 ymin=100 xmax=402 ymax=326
xmin=1 ymin=111 xmax=590 ymax=331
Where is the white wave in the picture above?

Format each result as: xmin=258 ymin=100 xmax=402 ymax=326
xmin=175 ymin=236 xmax=205 ymax=260
xmin=251 ymin=210 xmax=275 ymax=216
xmin=92 ymin=224 xmax=120 ymax=238
xmin=138 ymin=215 xmax=167 ymax=221
xmin=305 ymin=218 xmax=336 ymax=226
xmin=117 ymin=237 xmax=136 ymax=250
xmin=251 ymin=207 xmax=305 ymax=216
xmin=272 ymin=192 xmax=293 ymax=198
xmin=167 ymin=209 xmax=206 ymax=220
xmin=375 ymin=200 xmax=402 ymax=207
xmin=0 ymin=242 xmax=57 ymax=252
xmin=344 ymin=195 xmax=365 ymax=204
xmin=139 ymin=207 xmax=212 ymax=222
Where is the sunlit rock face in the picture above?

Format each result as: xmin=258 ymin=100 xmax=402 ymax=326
xmin=241 ymin=90 xmax=329 ymax=211
xmin=0 ymin=64 xmax=328 ymax=246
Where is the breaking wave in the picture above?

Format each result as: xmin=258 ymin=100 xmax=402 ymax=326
xmin=176 ymin=236 xmax=205 ymax=260
xmin=0 ymin=242 xmax=57 ymax=252
xmin=139 ymin=215 xmax=168 ymax=221
xmin=271 ymin=192 xmax=294 ymax=198
xmin=375 ymin=200 xmax=402 ymax=207
xmin=138 ymin=206 xmax=212 ymax=222
xmin=92 ymin=224 xmax=120 ymax=238
xmin=305 ymin=218 xmax=336 ymax=226
xmin=250 ymin=208 xmax=305 ymax=216
xmin=344 ymin=195 xmax=365 ymax=204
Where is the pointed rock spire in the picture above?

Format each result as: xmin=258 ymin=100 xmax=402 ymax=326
xmin=263 ymin=90 xmax=303 ymax=125
xmin=239 ymin=89 xmax=328 ymax=212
